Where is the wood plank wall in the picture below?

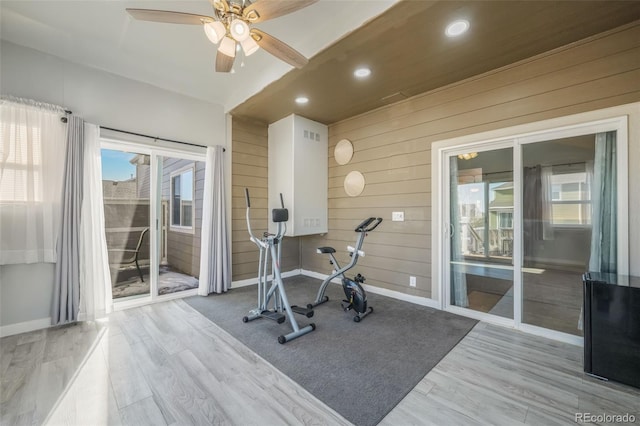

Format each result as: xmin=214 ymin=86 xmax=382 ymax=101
xmin=231 ymin=117 xmax=300 ymax=281
xmin=299 ymin=23 xmax=640 ymax=299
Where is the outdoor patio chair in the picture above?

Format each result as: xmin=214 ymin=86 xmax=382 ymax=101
xmin=108 ymin=227 xmax=149 ymax=282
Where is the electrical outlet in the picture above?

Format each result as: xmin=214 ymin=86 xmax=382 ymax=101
xmin=409 ymin=276 xmax=416 ymax=287
xmin=392 ymin=211 xmax=405 ymax=222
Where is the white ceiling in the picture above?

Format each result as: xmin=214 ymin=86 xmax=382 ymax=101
xmin=0 ymin=0 xmax=398 ymax=111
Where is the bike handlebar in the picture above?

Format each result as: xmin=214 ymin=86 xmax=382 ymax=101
xmin=245 ymin=187 xmax=251 ymax=208
xmin=355 ymin=217 xmax=383 ymax=232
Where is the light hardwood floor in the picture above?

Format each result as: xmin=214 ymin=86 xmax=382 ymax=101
xmin=2 ymin=300 xmax=639 ymax=426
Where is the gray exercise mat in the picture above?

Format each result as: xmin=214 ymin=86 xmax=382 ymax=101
xmin=185 ymin=275 xmax=477 ymax=426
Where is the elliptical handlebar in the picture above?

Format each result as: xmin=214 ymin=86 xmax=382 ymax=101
xmin=355 ymin=217 xmax=383 ymax=232
xmin=245 ymin=188 xmax=261 ymax=245
xmin=245 ymin=188 xmax=288 ymax=244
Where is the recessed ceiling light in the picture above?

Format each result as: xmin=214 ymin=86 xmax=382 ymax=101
xmin=295 ymin=96 xmax=309 ymax=105
xmin=354 ymin=67 xmax=371 ymax=78
xmin=445 ymin=19 xmax=469 ymax=37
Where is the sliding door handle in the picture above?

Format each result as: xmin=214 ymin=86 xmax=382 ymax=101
xmin=444 ymin=223 xmax=455 ymax=237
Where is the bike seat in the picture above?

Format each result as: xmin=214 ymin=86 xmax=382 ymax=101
xmin=317 ymin=246 xmax=336 ymax=254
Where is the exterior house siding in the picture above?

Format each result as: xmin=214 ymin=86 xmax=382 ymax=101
xmin=161 ymin=157 xmax=205 ymax=277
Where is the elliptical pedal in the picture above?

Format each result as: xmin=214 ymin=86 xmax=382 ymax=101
xmin=261 ymin=311 xmax=286 ymax=324
xmin=291 ymin=305 xmax=314 ymax=318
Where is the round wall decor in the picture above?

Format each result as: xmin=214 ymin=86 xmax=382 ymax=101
xmin=334 ymin=139 xmax=354 ymax=165
xmin=344 ymin=171 xmax=365 ymax=197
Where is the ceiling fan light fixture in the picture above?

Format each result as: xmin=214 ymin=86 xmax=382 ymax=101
xmin=458 ymin=152 xmax=478 ymax=160
xmin=240 ymin=36 xmax=260 ymax=56
xmin=204 ymin=21 xmax=226 ymax=44
xmin=219 ymin=36 xmax=237 ymax=57
xmin=445 ymin=19 xmax=469 ymax=37
xmin=230 ymin=19 xmax=250 ymax=41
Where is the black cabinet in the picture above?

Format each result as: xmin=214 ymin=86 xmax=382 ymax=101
xmin=583 ymin=272 xmax=640 ymax=389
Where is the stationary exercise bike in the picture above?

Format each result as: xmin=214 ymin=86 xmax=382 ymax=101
xmin=307 ymin=217 xmax=383 ymax=322
xmin=242 ymin=189 xmax=315 ymax=344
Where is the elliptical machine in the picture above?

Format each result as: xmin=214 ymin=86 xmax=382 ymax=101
xmin=307 ymin=217 xmax=383 ymax=322
xmin=242 ymin=189 xmax=315 ymax=344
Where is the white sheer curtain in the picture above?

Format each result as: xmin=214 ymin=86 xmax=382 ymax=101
xmin=0 ymin=98 xmax=67 ymax=264
xmin=199 ymin=145 xmax=231 ymax=295
xmin=79 ymin=123 xmax=112 ymax=320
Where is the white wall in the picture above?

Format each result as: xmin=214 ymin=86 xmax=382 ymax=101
xmin=0 ymin=40 xmax=227 ymax=333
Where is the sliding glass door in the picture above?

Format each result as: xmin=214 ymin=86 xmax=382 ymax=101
xmin=520 ymin=131 xmax=618 ymax=336
xmin=101 ymin=141 xmax=206 ymax=305
xmin=448 ymin=146 xmax=515 ymax=320
xmin=441 ymin=117 xmax=628 ymax=341
xmin=157 ymin=155 xmax=205 ymax=296
xmin=101 ymin=148 xmax=151 ymax=300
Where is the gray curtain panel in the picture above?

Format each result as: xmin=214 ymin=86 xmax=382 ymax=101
xmin=52 ymin=115 xmax=84 ymax=325
xmin=589 ymin=131 xmax=617 ymax=273
xmin=198 ymin=145 xmax=231 ymax=295
xmin=522 ymin=165 xmax=542 ymax=260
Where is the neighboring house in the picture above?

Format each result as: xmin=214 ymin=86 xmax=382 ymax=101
xmin=488 ymin=182 xmax=514 ymax=257
xmin=160 ymin=157 xmax=205 ymax=278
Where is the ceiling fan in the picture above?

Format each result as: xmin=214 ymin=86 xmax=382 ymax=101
xmin=126 ymin=0 xmax=318 ymax=73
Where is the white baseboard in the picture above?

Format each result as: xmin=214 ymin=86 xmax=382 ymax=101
xmin=299 ymin=269 xmax=440 ymax=309
xmin=362 ymin=284 xmax=441 ymax=309
xmin=232 ymin=269 xmax=302 ymax=289
xmin=300 ymin=269 xmax=340 ymax=284
xmin=236 ymin=268 xmax=441 ymax=310
xmin=0 ymin=317 xmax=51 ymax=337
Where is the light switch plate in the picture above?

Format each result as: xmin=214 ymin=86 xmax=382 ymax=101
xmin=392 ymin=211 xmax=405 ymax=222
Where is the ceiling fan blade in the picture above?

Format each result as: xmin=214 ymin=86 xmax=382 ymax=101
xmin=242 ymin=0 xmax=318 ymax=23
xmin=215 ymin=50 xmax=235 ymax=73
xmin=126 ymin=9 xmax=213 ymax=25
xmin=251 ymin=29 xmax=308 ymax=68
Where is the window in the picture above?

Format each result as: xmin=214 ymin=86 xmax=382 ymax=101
xmin=0 ymin=101 xmax=67 ymax=264
xmin=170 ymin=167 xmax=194 ymax=230
xmin=498 ymin=212 xmax=513 ymax=229
xmin=550 ymin=172 xmax=591 ymax=226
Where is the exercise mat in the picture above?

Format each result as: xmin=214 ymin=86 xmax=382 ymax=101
xmin=185 ymin=275 xmax=477 ymax=426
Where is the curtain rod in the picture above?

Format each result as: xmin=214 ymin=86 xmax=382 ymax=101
xmin=100 ymin=126 xmax=225 ymax=151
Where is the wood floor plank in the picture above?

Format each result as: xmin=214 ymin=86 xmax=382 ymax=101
xmin=1 ymin=338 xmax=45 ymax=415
xmin=43 ymin=329 xmax=123 ymax=426
xmin=100 ymin=333 xmax=153 ymax=409
xmin=4 ymin=301 xmax=639 ymax=426
xmin=35 ymin=356 xmax=74 ymax=424
xmin=174 ymin=349 xmax=280 ymax=425
xmin=383 ymin=323 xmax=640 ymax=425
xmin=128 ymin=334 xmax=224 ymax=425
xmin=120 ymin=396 xmax=168 ymax=426
xmin=425 ymin=369 xmax=529 ymax=425
xmin=137 ymin=305 xmax=186 ymax=356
